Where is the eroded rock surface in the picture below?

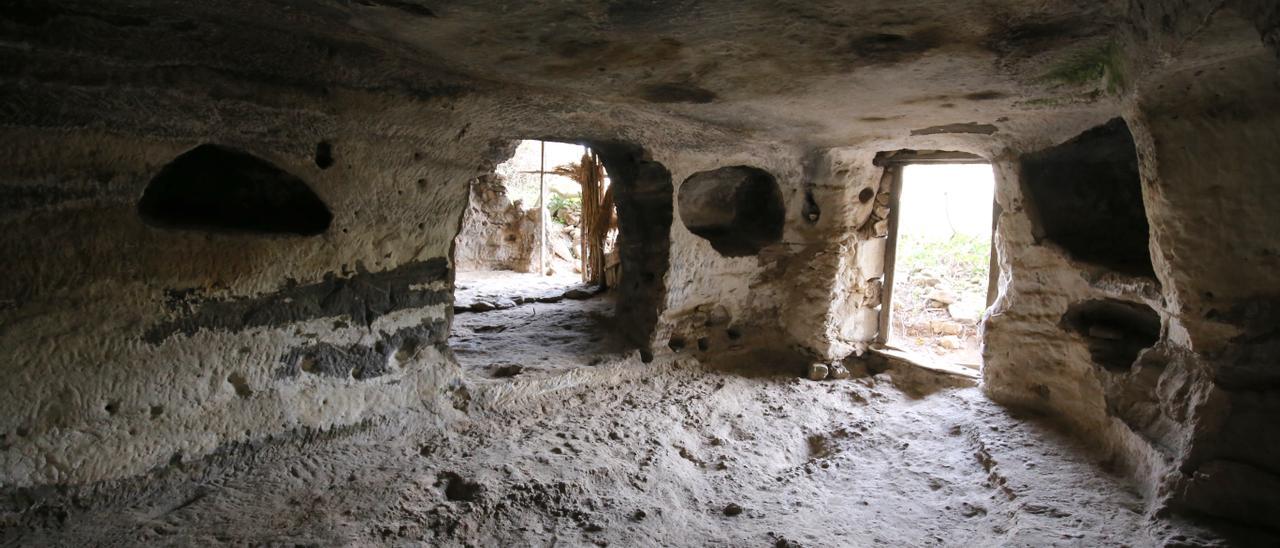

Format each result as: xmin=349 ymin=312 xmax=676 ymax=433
xmin=1 ymin=0 xmax=1278 ymax=543
xmin=0 ymin=360 xmax=1195 ymax=546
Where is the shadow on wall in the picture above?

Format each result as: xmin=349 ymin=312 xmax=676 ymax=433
xmin=1020 ymin=119 xmax=1154 ymax=278
xmin=138 ymin=144 xmax=333 ymax=236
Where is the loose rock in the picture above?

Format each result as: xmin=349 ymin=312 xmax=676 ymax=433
xmin=807 ymin=363 xmax=830 ymax=381
xmin=828 ymin=363 xmax=851 ymax=380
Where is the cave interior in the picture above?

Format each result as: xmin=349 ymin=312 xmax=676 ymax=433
xmin=2 ymin=0 xmax=1280 ymax=545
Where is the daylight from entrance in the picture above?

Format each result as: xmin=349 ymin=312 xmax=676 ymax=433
xmin=454 ymin=140 xmax=617 ymax=307
xmin=450 ymin=140 xmax=628 ymax=378
xmin=888 ymin=164 xmax=995 ymax=371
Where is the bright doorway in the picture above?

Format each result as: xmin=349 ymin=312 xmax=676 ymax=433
xmin=885 ymin=163 xmax=996 ymax=373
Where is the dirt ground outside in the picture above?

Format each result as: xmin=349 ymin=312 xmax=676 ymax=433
xmin=887 ymin=165 xmax=995 ymax=371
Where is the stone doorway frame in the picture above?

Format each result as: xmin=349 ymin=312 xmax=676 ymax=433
xmin=872 ymin=150 xmax=1000 ymax=351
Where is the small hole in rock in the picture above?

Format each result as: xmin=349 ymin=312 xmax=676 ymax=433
xmin=668 ymin=336 xmax=687 ymax=352
xmin=438 ymin=471 xmax=483 ymax=502
xmin=1060 ymin=299 xmax=1160 ymax=371
xmin=491 ymin=364 xmax=524 ymax=378
xmin=858 ymin=187 xmax=875 ymax=203
xmin=679 ymin=165 xmax=785 ymax=257
xmin=315 ymin=141 xmax=334 ymax=169
xmin=803 ymin=190 xmax=821 ymax=223
xmin=394 ymin=341 xmax=418 ymax=364
xmin=227 ymin=373 xmax=254 ymax=398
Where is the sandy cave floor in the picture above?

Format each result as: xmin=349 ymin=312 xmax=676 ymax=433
xmin=7 ymin=350 xmax=1196 ymax=547
xmin=453 ymin=270 xmax=588 ymax=309
xmin=451 ymin=271 xmax=627 ymax=378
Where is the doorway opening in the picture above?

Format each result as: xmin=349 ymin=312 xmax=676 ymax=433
xmin=450 ymin=140 xmax=672 ymax=377
xmin=453 ymin=140 xmax=619 ymax=309
xmin=880 ymin=158 xmax=996 ymax=374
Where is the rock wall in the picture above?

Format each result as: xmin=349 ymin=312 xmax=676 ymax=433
xmin=592 ymin=142 xmax=675 ymax=357
xmin=1131 ymin=41 xmax=1280 ymax=529
xmin=982 ymin=127 xmax=1166 ymax=486
xmin=983 ymin=5 xmax=1280 ymax=533
xmin=654 ymin=145 xmax=811 ymax=364
xmin=0 ymin=105 xmax=709 ymax=491
xmin=454 ymin=172 xmax=537 ymax=273
xmin=0 ymin=2 xmax=731 ymax=489
xmin=779 ymin=148 xmax=887 ymax=363
xmin=0 ymin=6 xmax=496 ymax=493
xmin=0 ymin=117 xmax=482 ymax=487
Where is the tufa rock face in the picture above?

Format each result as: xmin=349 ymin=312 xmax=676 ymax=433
xmin=455 ymin=173 xmax=539 ymax=273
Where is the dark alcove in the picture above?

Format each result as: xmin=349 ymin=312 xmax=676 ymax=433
xmin=139 ymin=144 xmax=333 ymax=235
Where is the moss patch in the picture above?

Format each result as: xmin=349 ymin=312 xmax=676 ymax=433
xmin=1042 ymin=41 xmax=1125 ymax=94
